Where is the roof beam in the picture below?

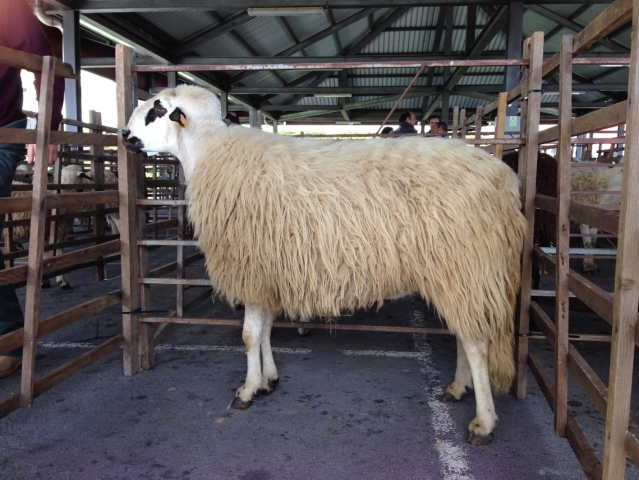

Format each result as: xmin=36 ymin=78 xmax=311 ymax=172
xmin=422 ymin=4 xmax=509 ymax=119
xmin=175 ymin=11 xmax=252 ymax=55
xmin=67 ymin=1 xmax=617 ymax=14
xmin=229 ymin=8 xmax=376 ymax=85
xmin=345 ymin=7 xmax=410 ymax=55
xmin=525 ymin=5 xmax=630 ymax=52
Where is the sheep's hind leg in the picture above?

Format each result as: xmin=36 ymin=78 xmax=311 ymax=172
xmin=258 ymin=309 xmax=279 ymax=395
xmin=580 ymin=224 xmax=599 ymax=274
xmin=298 ymin=315 xmax=310 ymax=336
xmin=231 ymin=305 xmax=267 ymax=410
xmin=441 ymin=337 xmax=474 ymax=403
xmin=463 ymin=338 xmax=499 ymax=446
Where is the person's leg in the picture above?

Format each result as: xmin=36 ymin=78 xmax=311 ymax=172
xmin=0 ymin=117 xmax=28 ymax=367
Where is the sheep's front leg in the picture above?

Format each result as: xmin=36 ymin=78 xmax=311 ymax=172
xmin=258 ymin=309 xmax=279 ymax=395
xmin=441 ymin=337 xmax=474 ymax=403
xmin=231 ymin=305 xmax=268 ymax=410
xmin=580 ymin=224 xmax=599 ymax=274
xmin=298 ymin=315 xmax=310 ymax=336
xmin=463 ymin=338 xmax=499 ymax=446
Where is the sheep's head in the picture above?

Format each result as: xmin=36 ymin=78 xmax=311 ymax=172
xmin=61 ymin=164 xmax=92 ymax=185
xmin=122 ymin=85 xmax=224 ymax=158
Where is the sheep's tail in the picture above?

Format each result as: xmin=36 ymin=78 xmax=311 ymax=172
xmin=488 ymin=213 xmax=522 ymax=396
xmin=488 ymin=324 xmax=516 ymax=396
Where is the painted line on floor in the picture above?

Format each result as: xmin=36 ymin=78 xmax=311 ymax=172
xmin=410 ymin=310 xmax=474 ymax=480
xmin=37 ymin=342 xmax=422 ymax=359
xmin=37 ymin=341 xmax=311 ymax=355
xmin=340 ymin=349 xmax=421 ymax=358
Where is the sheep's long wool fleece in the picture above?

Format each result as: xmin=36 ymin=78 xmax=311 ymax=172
xmin=187 ymin=129 xmax=527 ymax=351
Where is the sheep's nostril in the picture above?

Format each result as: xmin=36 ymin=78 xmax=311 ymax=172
xmin=122 ymin=129 xmax=130 ymax=140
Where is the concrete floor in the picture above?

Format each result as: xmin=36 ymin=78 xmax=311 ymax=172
xmin=0 ymin=246 xmax=637 ymax=479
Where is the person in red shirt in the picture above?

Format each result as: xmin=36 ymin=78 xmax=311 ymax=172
xmin=0 ymin=0 xmax=65 ymax=378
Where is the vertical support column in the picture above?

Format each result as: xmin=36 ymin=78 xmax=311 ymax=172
xmin=474 ymin=105 xmax=483 ymax=140
xmin=20 ymin=56 xmax=55 ymax=408
xmin=494 ymin=92 xmax=508 ymax=159
xmin=516 ymin=32 xmax=544 ymax=400
xmin=90 ymin=110 xmax=107 ymax=282
xmin=272 ymin=120 xmax=279 ymax=134
xmin=176 ymin=163 xmax=186 ymax=318
xmin=460 ymin=108 xmax=467 ymax=139
xmin=62 ymin=10 xmax=82 ymax=131
xmin=506 ymin=1 xmax=524 ymax=117
xmin=116 ymin=44 xmax=142 ymax=377
xmin=220 ymin=93 xmax=229 ymax=118
xmin=441 ymin=92 xmax=450 ymax=124
xmin=249 ymin=109 xmax=262 ymax=128
xmin=167 ymin=72 xmax=177 ymax=88
xmin=603 ymin=2 xmax=639 ymax=477
xmin=553 ymin=34 xmax=573 ymax=439
xmin=451 ymin=106 xmax=459 ymax=138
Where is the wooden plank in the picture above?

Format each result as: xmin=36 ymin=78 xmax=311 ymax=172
xmin=452 ymin=106 xmax=459 ymax=139
xmin=0 ymin=45 xmax=76 ymax=79
xmin=136 ymin=199 xmax=190 ymax=206
xmin=116 ymin=44 xmax=142 ymax=377
xmin=0 ymin=240 xmax=120 ymax=287
xmin=176 ymin=164 xmax=186 ymax=317
xmin=0 ymin=291 xmax=121 ymax=356
xmin=149 ymin=253 xmax=204 ymax=279
xmin=0 ymin=333 xmax=124 ymax=419
xmin=474 ymin=105 xmax=483 ymax=140
xmin=517 ymin=32 xmax=544 ymax=400
xmin=603 ymin=1 xmax=639 ymax=475
xmin=460 ymin=108 xmax=467 ymax=139
xmin=20 ymin=56 xmax=55 ymax=409
xmin=138 ymin=239 xmax=198 ymax=246
xmin=90 ymin=110 xmax=107 ymax=282
xmin=494 ymin=92 xmax=508 ymax=159
xmin=534 ymin=247 xmax=614 ymax=325
xmin=571 ymin=203 xmax=620 ymax=235
xmin=140 ymin=316 xmax=452 ymax=335
xmin=0 ymin=129 xmax=117 ymax=146
xmin=139 ymin=278 xmax=212 ymax=286
xmin=0 ymin=191 xmax=119 ymax=215
xmin=528 ymin=352 xmax=603 ymax=480
xmin=554 ymin=35 xmax=573 ymax=439
xmin=152 ymin=287 xmax=214 ymax=348
xmin=538 ymin=101 xmax=627 ymax=145
xmin=62 ymin=117 xmax=119 ymax=133
xmin=627 ymin=432 xmax=639 ymax=470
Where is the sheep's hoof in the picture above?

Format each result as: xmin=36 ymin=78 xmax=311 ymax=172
xmin=467 ymin=431 xmax=493 ymax=446
xmin=440 ymin=391 xmax=461 ymax=403
xmin=59 ymin=283 xmax=72 ymax=291
xmin=258 ymin=378 xmax=279 ymax=396
xmin=230 ymin=397 xmax=252 ymax=410
xmin=41 ymin=282 xmax=51 ymax=289
xmin=297 ymin=328 xmax=310 ymax=337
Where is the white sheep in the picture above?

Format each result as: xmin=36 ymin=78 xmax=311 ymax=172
xmin=9 ymin=165 xmax=119 ymax=288
xmin=571 ymin=165 xmax=621 ymax=274
xmin=123 ymin=85 xmax=527 ymax=445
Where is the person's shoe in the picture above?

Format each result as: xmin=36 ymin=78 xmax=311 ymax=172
xmin=0 ymin=356 xmax=22 ymax=378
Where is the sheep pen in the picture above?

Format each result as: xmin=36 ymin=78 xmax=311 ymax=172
xmin=9 ymin=164 xmax=119 ymax=289
xmin=123 ymin=85 xmax=527 ymax=445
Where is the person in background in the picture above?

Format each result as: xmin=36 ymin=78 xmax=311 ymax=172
xmin=427 ymin=114 xmax=441 ymax=134
xmin=380 ymin=126 xmax=394 ymax=135
xmin=435 ymin=121 xmax=449 ymax=138
xmin=224 ymin=111 xmax=241 ymax=126
xmin=0 ymin=0 xmax=65 ymax=378
xmin=394 ymin=110 xmax=417 ymax=135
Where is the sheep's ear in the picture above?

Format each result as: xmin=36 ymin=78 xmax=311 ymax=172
xmin=169 ymin=107 xmax=189 ymax=128
xmin=79 ymin=172 xmax=92 ymax=180
xmin=145 ymin=99 xmax=168 ymax=126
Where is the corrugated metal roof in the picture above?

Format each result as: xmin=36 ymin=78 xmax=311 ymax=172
xmin=233 ymin=17 xmax=294 ymax=56
xmin=286 ymin=12 xmax=333 ymax=42
xmin=394 ymin=6 xmax=441 ymax=28
xmin=140 ymin=11 xmax=213 ymax=42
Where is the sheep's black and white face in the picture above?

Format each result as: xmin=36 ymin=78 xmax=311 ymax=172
xmin=123 ymin=88 xmax=190 ymax=156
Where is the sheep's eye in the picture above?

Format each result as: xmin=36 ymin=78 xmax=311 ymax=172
xmin=145 ymin=99 xmax=168 ymax=125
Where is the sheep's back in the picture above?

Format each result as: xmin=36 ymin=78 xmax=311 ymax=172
xmin=187 ymin=130 xmax=526 ymax=332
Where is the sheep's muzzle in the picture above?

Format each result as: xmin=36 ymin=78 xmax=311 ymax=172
xmin=121 ymin=129 xmax=144 ymax=154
